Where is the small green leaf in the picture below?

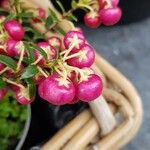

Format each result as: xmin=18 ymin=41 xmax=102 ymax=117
xmin=25 ymin=78 xmax=36 ymax=99
xmin=0 ymin=77 xmax=6 ymax=89
xmin=67 ymin=14 xmax=78 ymax=22
xmin=56 ymin=0 xmax=65 ymax=14
xmin=0 ymin=55 xmax=17 ymax=71
xmin=17 ymin=12 xmax=34 ymax=18
xmin=24 ymin=42 xmax=35 ymax=63
xmin=71 ymin=0 xmax=78 ymax=9
xmin=49 ymin=9 xmax=58 ymax=21
xmin=31 ymin=44 xmax=47 ymax=60
xmin=45 ymin=15 xmax=54 ymax=28
xmin=20 ymin=65 xmax=38 ymax=79
xmin=55 ymin=27 xmax=66 ymax=35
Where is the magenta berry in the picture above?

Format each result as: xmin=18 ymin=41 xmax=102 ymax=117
xmin=76 ymin=74 xmax=103 ymax=102
xmin=0 ymin=0 xmax=10 ymax=10
xmin=32 ymin=7 xmax=46 ymax=22
xmin=37 ymin=8 xmax=46 ymax=19
xmin=48 ymin=36 xmax=62 ymax=49
xmin=84 ymin=12 xmax=101 ymax=28
xmin=34 ymin=42 xmax=57 ymax=65
xmin=0 ymin=63 xmax=5 ymax=71
xmin=100 ymin=7 xmax=122 ymax=26
xmin=64 ymin=31 xmax=85 ymax=52
xmin=0 ymin=88 xmax=7 ymax=101
xmin=4 ymin=19 xmax=24 ymax=41
xmin=6 ymin=39 xmax=22 ymax=56
xmin=33 ymin=73 xmax=46 ymax=85
xmin=15 ymin=88 xmax=34 ymax=105
xmin=38 ymin=74 xmax=75 ymax=105
xmin=67 ymin=44 xmax=95 ymax=68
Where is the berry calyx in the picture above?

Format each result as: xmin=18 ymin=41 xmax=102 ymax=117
xmin=64 ymin=31 xmax=85 ymax=52
xmin=67 ymin=44 xmax=95 ymax=68
xmin=100 ymin=7 xmax=122 ymax=26
xmin=15 ymin=87 xmax=34 ymax=105
xmin=99 ymin=0 xmax=119 ymax=9
xmin=4 ymin=19 xmax=24 ymax=41
xmin=38 ymin=74 xmax=75 ymax=105
xmin=48 ymin=36 xmax=62 ymax=49
xmin=84 ymin=12 xmax=101 ymax=28
xmin=76 ymin=74 xmax=103 ymax=102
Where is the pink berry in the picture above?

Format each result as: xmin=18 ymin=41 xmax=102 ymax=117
xmin=67 ymin=44 xmax=95 ymax=68
xmin=38 ymin=74 xmax=75 ymax=105
xmin=48 ymin=36 xmax=62 ymax=49
xmin=15 ymin=88 xmax=34 ymax=105
xmin=0 ymin=88 xmax=7 ymax=101
xmin=32 ymin=7 xmax=46 ymax=22
xmin=37 ymin=8 xmax=46 ymax=19
xmin=68 ymin=96 xmax=79 ymax=104
xmin=84 ymin=12 xmax=101 ymax=28
xmin=33 ymin=73 xmax=46 ymax=85
xmin=34 ymin=42 xmax=57 ymax=65
xmin=64 ymin=31 xmax=85 ymax=52
xmin=100 ymin=7 xmax=122 ymax=26
xmin=5 ymin=39 xmax=22 ymax=56
xmin=0 ymin=63 xmax=5 ymax=71
xmin=4 ymin=19 xmax=24 ymax=41
xmin=76 ymin=74 xmax=103 ymax=102
xmin=0 ymin=0 xmax=10 ymax=10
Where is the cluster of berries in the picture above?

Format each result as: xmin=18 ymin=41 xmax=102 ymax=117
xmin=84 ymin=0 xmax=122 ymax=28
xmin=0 ymin=15 xmax=103 ymax=105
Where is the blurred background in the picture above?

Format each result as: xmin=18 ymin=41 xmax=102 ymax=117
xmin=23 ymin=0 xmax=150 ymax=150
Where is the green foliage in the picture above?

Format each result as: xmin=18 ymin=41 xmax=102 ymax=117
xmin=0 ymin=55 xmax=17 ymax=71
xmin=0 ymin=92 xmax=27 ymax=150
xmin=25 ymin=78 xmax=36 ymax=99
xmin=0 ymin=77 xmax=6 ymax=89
xmin=20 ymin=65 xmax=39 ymax=79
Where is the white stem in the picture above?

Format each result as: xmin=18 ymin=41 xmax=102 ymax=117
xmin=64 ymin=52 xmax=81 ymax=60
xmin=37 ymin=66 xmax=48 ymax=78
xmin=32 ymin=55 xmax=43 ymax=65
xmin=89 ymin=96 xmax=117 ymax=135
xmin=17 ymin=46 xmax=25 ymax=71
xmin=0 ymin=67 xmax=8 ymax=75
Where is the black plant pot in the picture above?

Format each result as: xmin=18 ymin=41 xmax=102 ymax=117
xmin=51 ymin=0 xmax=150 ymax=24
xmin=22 ymin=96 xmax=88 ymax=149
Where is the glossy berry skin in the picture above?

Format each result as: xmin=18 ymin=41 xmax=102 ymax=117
xmin=84 ymin=13 xmax=101 ymax=28
xmin=76 ymin=74 xmax=103 ymax=102
xmin=15 ymin=88 xmax=34 ymax=105
xmin=35 ymin=42 xmax=57 ymax=65
xmin=67 ymin=44 xmax=95 ymax=68
xmin=6 ymin=39 xmax=21 ymax=56
xmin=99 ymin=0 xmax=119 ymax=9
xmin=4 ymin=19 xmax=24 ymax=41
xmin=38 ymin=74 xmax=75 ymax=105
xmin=100 ymin=7 xmax=122 ymax=26
xmin=48 ymin=36 xmax=62 ymax=49
xmin=64 ymin=31 xmax=85 ymax=52
xmin=0 ymin=88 xmax=7 ymax=101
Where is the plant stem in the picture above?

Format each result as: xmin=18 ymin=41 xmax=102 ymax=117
xmin=37 ymin=66 xmax=48 ymax=78
xmin=3 ymin=77 xmax=24 ymax=89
